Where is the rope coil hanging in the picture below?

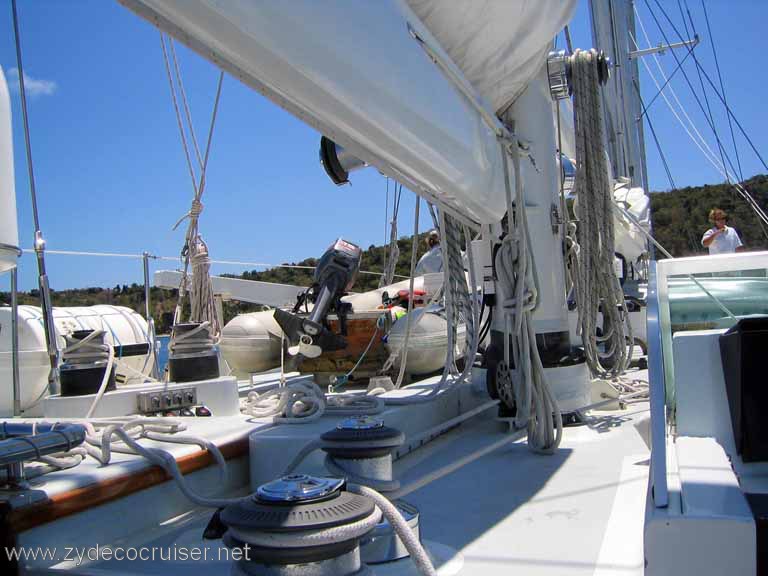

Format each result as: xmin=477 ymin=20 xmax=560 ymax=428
xmin=568 ymin=49 xmax=632 ymax=377
xmin=159 ymin=32 xmax=225 ymax=343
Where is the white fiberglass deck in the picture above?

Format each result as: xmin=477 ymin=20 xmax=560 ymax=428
xmin=27 ymin=393 xmax=650 ymax=576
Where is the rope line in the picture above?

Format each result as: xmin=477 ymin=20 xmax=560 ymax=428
xmin=568 ymin=50 xmax=632 ymax=377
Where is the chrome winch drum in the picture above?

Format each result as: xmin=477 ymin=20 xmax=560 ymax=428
xmin=320 ymin=416 xmax=405 ymax=489
xmin=320 ymin=417 xmax=422 ymax=565
xmin=220 ymin=474 xmax=380 ymax=576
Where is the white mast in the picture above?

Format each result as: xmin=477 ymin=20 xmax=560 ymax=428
xmin=0 ymin=66 xmax=20 ymax=274
xmin=589 ymin=0 xmax=648 ymax=190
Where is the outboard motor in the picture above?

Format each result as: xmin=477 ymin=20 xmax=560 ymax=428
xmin=220 ymin=474 xmax=380 ymax=576
xmin=275 ymin=238 xmax=362 ymax=358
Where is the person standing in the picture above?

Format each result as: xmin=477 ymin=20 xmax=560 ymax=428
xmin=414 ymin=229 xmax=443 ymax=275
xmin=701 ymin=208 xmax=744 ymax=254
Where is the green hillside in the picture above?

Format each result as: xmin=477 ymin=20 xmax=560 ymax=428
xmin=650 ymin=174 xmax=768 ymax=256
xmin=3 ymin=174 xmax=767 ymax=334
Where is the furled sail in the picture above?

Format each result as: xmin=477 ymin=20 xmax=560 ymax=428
xmin=0 ymin=66 xmax=19 ymax=273
xmin=119 ymin=0 xmax=574 ymax=225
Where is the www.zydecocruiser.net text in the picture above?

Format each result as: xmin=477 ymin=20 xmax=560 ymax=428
xmin=5 ymin=544 xmax=252 ymax=566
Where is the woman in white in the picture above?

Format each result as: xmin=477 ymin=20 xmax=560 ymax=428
xmin=701 ymin=208 xmax=744 ymax=254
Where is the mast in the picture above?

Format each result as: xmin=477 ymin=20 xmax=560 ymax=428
xmin=589 ymin=0 xmax=648 ymax=190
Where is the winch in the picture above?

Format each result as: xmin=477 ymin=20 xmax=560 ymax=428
xmin=167 ymin=322 xmax=219 ymax=383
xmin=59 ymin=329 xmax=115 ymax=397
xmin=320 ymin=416 xmax=404 ymax=492
xmin=220 ymin=474 xmax=380 ymax=576
xmin=320 ymin=417 xmax=422 ymax=565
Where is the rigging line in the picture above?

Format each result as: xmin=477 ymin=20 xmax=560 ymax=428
xmin=630 ymin=26 xmax=724 ymax=175
xmin=633 ymin=14 xmax=743 ymax=182
xmin=168 ymin=39 xmax=204 ymax=171
xmin=383 ymin=177 xmax=389 ymax=276
xmin=649 ymin=0 xmax=768 ymax=172
xmin=633 ymin=81 xmax=677 ymax=192
xmin=682 ymin=0 xmax=698 ymax=36
xmin=159 ymin=33 xmax=199 ymax=196
xmin=677 ymin=0 xmax=692 ymax=41
xmin=637 ymin=75 xmax=699 ymax=253
xmin=18 ymin=249 xmax=409 ymax=279
xmin=563 ymin=25 xmax=574 ymax=55
xmin=385 ymin=178 xmax=390 ymax=246
xmin=643 ymin=3 xmax=768 ymax=239
xmin=701 ymin=0 xmax=743 ymax=182
xmin=630 ymin=28 xmax=768 ymax=233
xmin=11 ymin=0 xmax=59 ymax=391
xmin=644 ymin=0 xmax=738 ymax=181
xmin=10 ymin=0 xmax=40 ymax=234
xmin=679 ymin=4 xmax=731 ymax=188
xmin=192 ymin=71 xmax=224 ymax=209
xmin=638 ymin=42 xmax=696 ymax=119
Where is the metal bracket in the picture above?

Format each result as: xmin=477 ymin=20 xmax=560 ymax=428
xmin=547 ymin=50 xmax=571 ymax=100
xmin=628 ymin=35 xmax=699 ymax=59
xmin=550 ymin=204 xmax=564 ymax=233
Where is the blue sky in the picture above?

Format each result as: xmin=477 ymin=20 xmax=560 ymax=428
xmin=1 ymin=0 xmax=766 ymax=292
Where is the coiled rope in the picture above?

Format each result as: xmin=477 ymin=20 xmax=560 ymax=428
xmin=242 ymin=381 xmax=384 ymax=423
xmin=160 ymin=33 xmax=224 ymax=339
xmin=61 ymin=330 xmax=116 ymax=419
xmin=568 ymin=49 xmax=633 ymax=377
xmin=495 ymin=132 xmax=562 ymax=454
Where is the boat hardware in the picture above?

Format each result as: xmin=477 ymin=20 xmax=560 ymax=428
xmin=319 ymin=135 xmax=367 ymax=186
xmin=321 ymin=417 xmax=422 ymax=565
xmin=0 ymin=422 xmax=86 ymax=489
xmin=360 ymin=500 xmax=420 ymax=565
xmin=276 ymin=238 xmax=362 ymax=358
xmin=220 ymin=474 xmax=380 ymax=575
xmin=321 ymin=416 xmax=404 ymax=492
xmin=167 ymin=321 xmax=219 ymax=383
xmin=59 ymin=330 xmax=115 ymax=398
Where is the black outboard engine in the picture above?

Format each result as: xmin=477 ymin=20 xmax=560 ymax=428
xmin=275 ymin=238 xmax=362 ymax=358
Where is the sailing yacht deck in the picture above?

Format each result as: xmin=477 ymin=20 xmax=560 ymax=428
xmin=11 ymin=372 xmax=649 ymax=576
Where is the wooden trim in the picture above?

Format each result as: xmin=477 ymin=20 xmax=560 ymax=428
xmin=6 ymin=436 xmax=250 ymax=533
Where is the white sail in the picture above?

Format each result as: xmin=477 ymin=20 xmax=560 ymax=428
xmin=120 ymin=0 xmax=573 ymax=225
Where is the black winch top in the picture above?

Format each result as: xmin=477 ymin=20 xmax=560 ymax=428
xmin=321 ymin=416 xmax=405 ymax=459
xmin=220 ymin=474 xmax=375 ymax=532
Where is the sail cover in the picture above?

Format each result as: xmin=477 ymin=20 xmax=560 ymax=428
xmin=406 ymin=0 xmax=576 ymax=113
xmin=119 ymin=0 xmax=576 ymax=225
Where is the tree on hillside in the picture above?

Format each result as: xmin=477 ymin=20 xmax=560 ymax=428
xmin=650 ymin=174 xmax=768 ymax=257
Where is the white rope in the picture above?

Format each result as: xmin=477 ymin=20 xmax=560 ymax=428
xmin=159 ymin=33 xmax=225 ymax=328
xmin=189 ymin=236 xmax=221 ymax=339
xmin=382 ymin=209 xmax=481 ymax=406
xmin=494 ymin=132 xmax=562 ymax=454
xmin=349 ymin=485 xmax=438 ymax=576
xmin=379 ymin=184 xmax=401 ymax=287
xmin=84 ymin=345 xmax=115 ymax=419
xmin=23 ymin=418 xmax=232 ymax=507
xmin=391 ymin=194 xmax=421 ymax=389
xmin=60 ymin=330 xmax=116 ymax=419
xmin=568 ymin=49 xmax=632 ymax=378
xmin=242 ymin=381 xmax=384 ymax=423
